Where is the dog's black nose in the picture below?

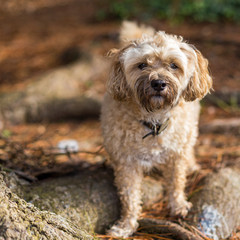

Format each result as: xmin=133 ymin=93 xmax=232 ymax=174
xmin=151 ymin=80 xmax=166 ymax=91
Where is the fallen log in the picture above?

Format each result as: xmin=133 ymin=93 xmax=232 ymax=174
xmin=0 ymin=53 xmax=106 ymax=124
xmin=188 ymin=168 xmax=240 ymax=240
xmin=204 ymin=90 xmax=240 ymax=106
xmin=1 ymin=165 xmax=240 ymax=239
xmin=0 ymin=166 xmax=164 ymax=239
xmin=199 ymin=118 xmax=240 ymax=135
xmin=0 ymin=171 xmax=93 ymax=240
xmin=0 ymin=49 xmax=239 ymax=124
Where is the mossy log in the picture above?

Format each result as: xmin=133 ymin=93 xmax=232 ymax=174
xmin=0 ymin=172 xmax=93 ymax=240
xmin=1 ymin=166 xmax=240 ymax=239
xmin=0 ymin=167 xmax=163 ymax=239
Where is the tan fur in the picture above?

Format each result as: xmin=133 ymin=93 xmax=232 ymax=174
xmin=182 ymin=49 xmax=212 ymax=101
xmin=107 ymin=45 xmax=134 ymax=101
xmin=120 ymin=21 xmax=155 ymax=44
xmin=101 ymin=21 xmax=212 ymax=238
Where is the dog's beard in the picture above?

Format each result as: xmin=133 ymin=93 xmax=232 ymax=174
xmin=135 ymin=75 xmax=178 ymax=112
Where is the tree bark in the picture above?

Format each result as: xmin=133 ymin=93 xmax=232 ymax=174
xmin=0 ymin=167 xmax=164 ymax=239
xmin=0 ymin=172 xmax=93 ymax=240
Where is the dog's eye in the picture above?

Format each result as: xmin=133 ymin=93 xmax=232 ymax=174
xmin=138 ymin=63 xmax=148 ymax=70
xmin=170 ymin=63 xmax=178 ymax=69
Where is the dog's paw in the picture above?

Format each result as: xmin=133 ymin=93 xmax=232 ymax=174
xmin=170 ymin=199 xmax=192 ymax=217
xmin=106 ymin=220 xmax=139 ymax=238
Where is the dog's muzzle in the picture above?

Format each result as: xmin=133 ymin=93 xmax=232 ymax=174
xmin=151 ymin=79 xmax=166 ymax=92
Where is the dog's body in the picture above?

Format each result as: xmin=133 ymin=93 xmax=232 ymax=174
xmin=101 ymin=21 xmax=212 ymax=238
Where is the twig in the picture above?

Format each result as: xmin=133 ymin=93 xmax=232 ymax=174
xmin=13 ymin=170 xmax=37 ymax=182
xmin=0 ymin=165 xmax=37 ymax=182
xmin=25 ymin=145 xmax=105 ymax=157
xmin=138 ymin=218 xmax=205 ymax=240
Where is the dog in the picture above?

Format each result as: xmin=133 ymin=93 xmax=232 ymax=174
xmin=101 ymin=21 xmax=212 ymax=238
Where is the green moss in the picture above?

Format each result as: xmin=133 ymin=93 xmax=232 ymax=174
xmin=19 ymin=170 xmax=119 ymax=234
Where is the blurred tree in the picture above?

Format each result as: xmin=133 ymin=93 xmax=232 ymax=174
xmin=98 ymin=0 xmax=240 ymax=22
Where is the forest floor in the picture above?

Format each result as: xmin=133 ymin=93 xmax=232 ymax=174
xmin=0 ymin=1 xmax=240 ymax=239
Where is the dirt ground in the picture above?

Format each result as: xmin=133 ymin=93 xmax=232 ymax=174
xmin=1 ymin=0 xmax=240 ymax=91
xmin=0 ymin=1 xmax=240 ymax=239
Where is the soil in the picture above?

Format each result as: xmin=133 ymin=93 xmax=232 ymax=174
xmin=0 ymin=1 xmax=239 ymax=239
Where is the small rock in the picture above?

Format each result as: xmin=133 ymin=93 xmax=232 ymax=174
xmin=57 ymin=139 xmax=79 ymax=153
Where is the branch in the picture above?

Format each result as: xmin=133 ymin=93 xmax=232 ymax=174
xmin=138 ymin=218 xmax=204 ymax=240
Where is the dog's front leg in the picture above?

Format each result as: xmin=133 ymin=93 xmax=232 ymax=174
xmin=107 ymin=164 xmax=143 ymax=238
xmin=165 ymin=157 xmax=192 ymax=217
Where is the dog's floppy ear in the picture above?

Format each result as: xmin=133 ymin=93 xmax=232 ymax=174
xmin=107 ymin=47 xmax=132 ymax=101
xmin=183 ymin=48 xmax=212 ymax=101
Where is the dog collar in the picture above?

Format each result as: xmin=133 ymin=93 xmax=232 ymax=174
xmin=141 ymin=118 xmax=170 ymax=139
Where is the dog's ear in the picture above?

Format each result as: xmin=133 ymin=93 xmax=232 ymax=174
xmin=107 ymin=48 xmax=132 ymax=101
xmin=183 ymin=49 xmax=212 ymax=101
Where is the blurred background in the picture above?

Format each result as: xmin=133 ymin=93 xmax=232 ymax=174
xmin=1 ymin=0 xmax=240 ymax=88
xmin=0 ymin=0 xmax=239 ymax=189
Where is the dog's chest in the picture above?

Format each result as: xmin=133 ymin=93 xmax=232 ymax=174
xmin=132 ymin=123 xmax=185 ymax=168
xmin=132 ymin=136 xmax=169 ymax=166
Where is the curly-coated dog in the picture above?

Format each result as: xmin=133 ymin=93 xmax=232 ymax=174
xmin=101 ymin=21 xmax=212 ymax=238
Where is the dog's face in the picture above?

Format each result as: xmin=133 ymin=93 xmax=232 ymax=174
xmin=108 ymin=31 xmax=212 ymax=112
